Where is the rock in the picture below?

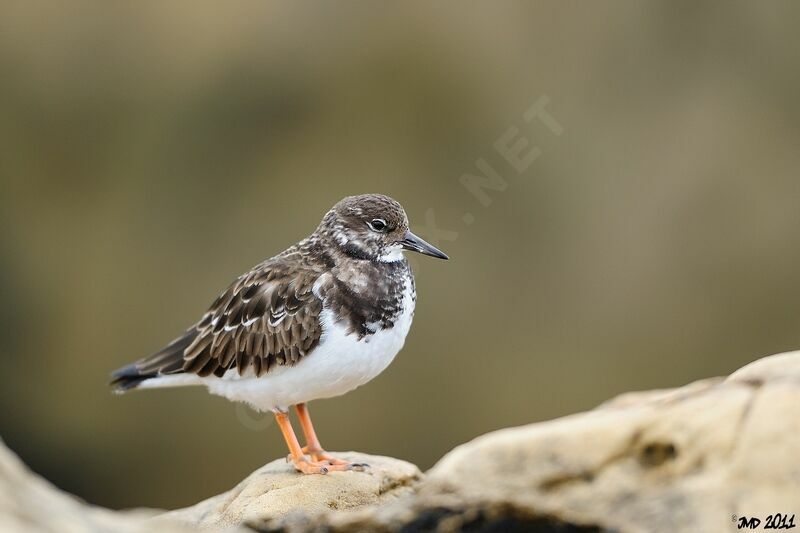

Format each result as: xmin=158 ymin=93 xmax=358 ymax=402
xmin=728 ymin=350 xmax=800 ymax=384
xmin=160 ymin=452 xmax=421 ymax=530
xmin=400 ymin=350 xmax=800 ymax=532
xmin=0 ymin=438 xmax=190 ymax=533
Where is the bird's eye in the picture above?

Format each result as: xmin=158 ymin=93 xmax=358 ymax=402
xmin=368 ymin=218 xmax=388 ymax=232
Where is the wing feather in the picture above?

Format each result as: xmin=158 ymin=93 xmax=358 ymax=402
xmin=181 ymin=261 xmax=325 ymax=377
xmin=112 ymin=259 xmax=327 ymax=389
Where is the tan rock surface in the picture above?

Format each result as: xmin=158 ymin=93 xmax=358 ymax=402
xmin=160 ymin=452 xmax=421 ymax=530
xmin=413 ymin=350 xmax=800 ymax=532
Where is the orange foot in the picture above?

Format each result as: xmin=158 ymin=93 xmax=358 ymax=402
xmin=286 ymin=447 xmax=369 ymax=472
xmin=289 ymin=456 xmax=366 ymax=474
xmin=290 ymin=457 xmax=332 ymax=474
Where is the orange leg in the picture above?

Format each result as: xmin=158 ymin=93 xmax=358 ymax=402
xmin=295 ymin=403 xmax=368 ymax=470
xmin=273 ymin=411 xmax=331 ymax=474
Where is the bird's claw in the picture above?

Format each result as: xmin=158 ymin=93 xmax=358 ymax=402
xmin=287 ymin=452 xmax=370 ymax=474
xmin=290 ymin=458 xmax=330 ymax=475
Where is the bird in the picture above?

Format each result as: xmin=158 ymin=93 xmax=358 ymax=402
xmin=110 ymin=194 xmax=448 ymax=474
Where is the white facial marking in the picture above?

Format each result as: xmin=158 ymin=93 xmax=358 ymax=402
xmin=378 ymin=245 xmax=405 ymax=263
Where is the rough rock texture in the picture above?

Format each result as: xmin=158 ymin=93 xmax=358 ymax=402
xmin=0 ymin=438 xmax=190 ymax=533
xmin=160 ymin=452 xmax=421 ymax=530
xmin=3 ymin=351 xmax=799 ymax=532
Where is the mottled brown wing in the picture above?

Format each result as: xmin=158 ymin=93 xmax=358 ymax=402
xmin=110 ymin=259 xmax=326 ymax=391
xmin=181 ymin=261 xmax=325 ymax=378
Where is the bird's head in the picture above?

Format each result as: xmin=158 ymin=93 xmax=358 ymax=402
xmin=318 ymin=194 xmax=448 ymax=263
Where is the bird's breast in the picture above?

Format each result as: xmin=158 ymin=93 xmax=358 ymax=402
xmin=317 ymin=273 xmax=416 ymax=386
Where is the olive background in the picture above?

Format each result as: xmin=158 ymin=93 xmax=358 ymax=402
xmin=2 ymin=1 xmax=800 ymax=510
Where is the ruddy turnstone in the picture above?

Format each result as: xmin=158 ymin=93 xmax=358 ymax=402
xmin=111 ymin=194 xmax=448 ymax=474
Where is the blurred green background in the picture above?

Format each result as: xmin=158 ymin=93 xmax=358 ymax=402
xmin=2 ymin=0 xmax=800 ymax=511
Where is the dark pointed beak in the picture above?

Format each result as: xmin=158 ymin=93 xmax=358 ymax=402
xmin=399 ymin=230 xmax=449 ymax=260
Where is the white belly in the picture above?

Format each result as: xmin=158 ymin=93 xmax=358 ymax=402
xmin=198 ymin=279 xmax=415 ymax=411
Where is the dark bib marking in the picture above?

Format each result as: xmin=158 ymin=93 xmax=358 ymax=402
xmin=328 ymin=260 xmax=413 ymax=338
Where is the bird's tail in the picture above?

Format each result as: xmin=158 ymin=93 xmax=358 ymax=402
xmin=109 ymin=364 xmax=155 ymax=393
xmin=109 ymin=329 xmax=197 ymax=393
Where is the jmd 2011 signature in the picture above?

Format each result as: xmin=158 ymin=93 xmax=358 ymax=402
xmin=734 ymin=514 xmax=796 ymax=530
